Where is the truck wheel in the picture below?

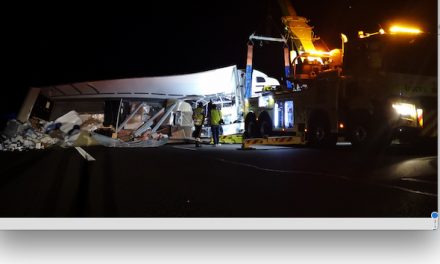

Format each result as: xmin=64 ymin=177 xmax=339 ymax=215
xmin=245 ymin=112 xmax=258 ymax=138
xmin=258 ymin=111 xmax=273 ymax=137
xmin=349 ymin=123 xmax=370 ymax=148
xmin=349 ymin=113 xmax=391 ymax=150
xmin=308 ymin=115 xmax=335 ymax=148
xmin=348 ymin=110 xmax=390 ymax=150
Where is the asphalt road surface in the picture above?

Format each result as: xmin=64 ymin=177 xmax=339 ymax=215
xmin=0 ymin=142 xmax=437 ymax=217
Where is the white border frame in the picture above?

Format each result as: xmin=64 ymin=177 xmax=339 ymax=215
xmin=0 ymin=218 xmax=437 ymax=230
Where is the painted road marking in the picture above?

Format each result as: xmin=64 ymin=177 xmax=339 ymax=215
xmin=172 ymin=146 xmax=197 ymax=151
xmin=375 ymin=183 xmax=437 ymax=198
xmin=400 ymin=178 xmax=437 ymax=185
xmin=216 ymin=158 xmax=350 ymax=180
xmin=216 ymin=158 xmax=437 ymax=198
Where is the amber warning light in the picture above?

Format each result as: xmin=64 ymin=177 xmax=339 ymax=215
xmin=389 ymin=25 xmax=422 ymax=34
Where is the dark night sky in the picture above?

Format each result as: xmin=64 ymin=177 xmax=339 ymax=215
xmin=2 ymin=0 xmax=437 ymax=115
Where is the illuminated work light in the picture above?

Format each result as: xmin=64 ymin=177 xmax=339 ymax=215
xmin=392 ymin=102 xmax=417 ymax=118
xmin=389 ymin=25 xmax=422 ymax=34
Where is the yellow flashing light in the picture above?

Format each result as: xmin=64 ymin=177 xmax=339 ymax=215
xmin=389 ymin=25 xmax=422 ymax=34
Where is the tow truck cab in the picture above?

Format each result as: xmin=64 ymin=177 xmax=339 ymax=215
xmin=342 ymin=31 xmax=437 ymax=144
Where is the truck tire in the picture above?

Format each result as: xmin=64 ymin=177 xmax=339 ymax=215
xmin=245 ymin=112 xmax=258 ymax=138
xmin=349 ymin=112 xmax=391 ymax=150
xmin=258 ymin=111 xmax=273 ymax=137
xmin=308 ymin=114 xmax=335 ymax=148
xmin=349 ymin=120 xmax=370 ymax=148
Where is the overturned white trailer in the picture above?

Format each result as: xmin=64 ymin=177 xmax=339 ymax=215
xmin=17 ymin=65 xmax=279 ymax=146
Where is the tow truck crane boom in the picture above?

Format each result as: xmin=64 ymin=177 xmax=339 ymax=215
xmin=278 ymin=0 xmax=319 ymax=53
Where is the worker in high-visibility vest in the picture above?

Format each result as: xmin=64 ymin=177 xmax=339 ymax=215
xmin=192 ymin=102 xmax=205 ymax=147
xmin=210 ymin=104 xmax=223 ymax=146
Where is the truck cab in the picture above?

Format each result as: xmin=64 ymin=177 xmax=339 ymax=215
xmin=199 ymin=69 xmax=280 ymax=138
xmin=341 ymin=30 xmax=437 ymax=146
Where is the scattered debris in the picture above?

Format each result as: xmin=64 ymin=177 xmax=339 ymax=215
xmin=74 ymin=147 xmax=96 ymax=161
xmin=1 ymin=102 xmax=175 ymax=151
xmin=1 ymin=118 xmax=56 ymax=151
xmin=55 ymin=110 xmax=83 ymax=134
xmin=91 ymin=131 xmax=168 ymax=148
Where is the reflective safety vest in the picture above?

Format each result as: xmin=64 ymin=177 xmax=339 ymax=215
xmin=193 ymin=107 xmax=205 ymax=126
xmin=210 ymin=109 xmax=222 ymax=125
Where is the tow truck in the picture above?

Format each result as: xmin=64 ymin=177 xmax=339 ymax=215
xmin=242 ymin=0 xmax=437 ymax=149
